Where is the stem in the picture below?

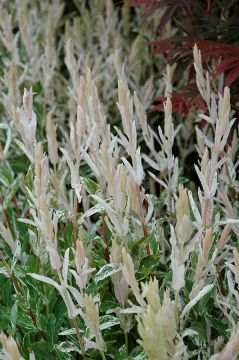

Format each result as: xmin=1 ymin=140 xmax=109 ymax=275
xmin=124 ymin=330 xmax=128 ymax=354
xmin=167 ymin=167 xmax=173 ymax=216
xmin=3 ymin=207 xmax=14 ymax=237
xmin=159 ymin=171 xmax=163 ymax=195
xmin=73 ymin=194 xmax=78 ymax=251
xmin=12 ymin=196 xmax=20 ymax=214
xmin=180 ymin=312 xmax=189 ymax=333
xmin=100 ymin=351 xmax=106 ymax=360
xmin=42 ymin=264 xmax=50 ymax=316
xmin=102 ymin=210 xmax=110 ymax=263
xmin=72 ymin=317 xmax=86 ymax=360
xmin=175 ymin=291 xmax=179 ymax=323
xmin=28 ymin=308 xmax=47 ymax=341
xmin=203 ymin=198 xmax=209 ymax=227
xmin=35 ymin=254 xmax=39 ymax=273
xmin=136 ymin=184 xmax=150 ymax=255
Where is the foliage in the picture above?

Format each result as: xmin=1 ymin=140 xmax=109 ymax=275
xmin=131 ymin=0 xmax=239 ymax=117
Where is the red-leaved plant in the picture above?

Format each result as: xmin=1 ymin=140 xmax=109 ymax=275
xmin=131 ymin=0 xmax=239 ymax=116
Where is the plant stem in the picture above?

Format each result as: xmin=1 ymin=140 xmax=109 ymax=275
xmin=72 ymin=317 xmax=86 ymax=360
xmin=175 ymin=291 xmax=180 ymax=323
xmin=73 ymin=194 xmax=78 ymax=251
xmin=167 ymin=168 xmax=173 ymax=217
xmin=100 ymin=351 xmax=106 ymax=360
xmin=42 ymin=264 xmax=49 ymax=316
xmin=35 ymin=254 xmax=39 ymax=273
xmin=102 ymin=210 xmax=110 ymax=263
xmin=203 ymin=198 xmax=209 ymax=227
xmin=136 ymin=184 xmax=150 ymax=255
xmin=2 ymin=207 xmax=14 ymax=238
xmin=124 ymin=330 xmax=128 ymax=353
xmin=28 ymin=308 xmax=47 ymax=341
xmin=12 ymin=196 xmax=20 ymax=214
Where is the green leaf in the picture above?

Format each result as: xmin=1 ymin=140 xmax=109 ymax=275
xmin=0 ymin=307 xmax=11 ymax=331
xmin=9 ymin=154 xmax=29 ymax=173
xmin=55 ymin=350 xmax=74 ymax=360
xmin=190 ymin=250 xmax=198 ymax=270
xmin=133 ymin=353 xmax=148 ymax=360
xmin=100 ymin=300 xmax=118 ymax=313
xmin=190 ymin=322 xmax=207 ymax=342
xmin=55 ymin=209 xmax=70 ymax=222
xmin=54 ymin=301 xmax=67 ymax=333
xmin=3 ymin=178 xmax=19 ymax=208
xmin=0 ymin=163 xmax=14 ymax=187
xmin=28 ymin=229 xmax=48 ymax=263
xmin=131 ymin=234 xmax=152 ymax=258
xmin=100 ymin=315 xmax=120 ymax=330
xmin=85 ymin=279 xmax=107 ymax=294
xmin=0 ymin=266 xmax=9 ymax=278
xmin=206 ymin=315 xmax=229 ymax=340
xmin=25 ymin=165 xmax=34 ymax=192
xmin=136 ymin=255 xmax=160 ymax=280
xmin=92 ymin=249 xmax=106 ymax=268
xmin=1 ymin=279 xmax=12 ymax=307
xmin=131 ymin=346 xmax=148 ymax=360
xmin=115 ymin=345 xmax=130 ymax=360
xmin=31 ymin=341 xmax=55 ymax=360
xmin=10 ymin=299 xmax=19 ymax=335
xmin=55 ymin=341 xmax=80 ymax=354
xmin=59 ymin=328 xmax=76 ymax=336
xmin=47 ymin=313 xmax=57 ymax=344
xmin=32 ymin=81 xmax=43 ymax=94
xmin=94 ymin=263 xmax=121 ymax=283
xmin=198 ymin=286 xmax=215 ymax=315
xmin=63 ymin=223 xmax=73 ymax=249
xmin=81 ymin=177 xmax=99 ymax=194
xmin=11 ymin=240 xmax=21 ymax=271
xmin=17 ymin=308 xmax=37 ymax=332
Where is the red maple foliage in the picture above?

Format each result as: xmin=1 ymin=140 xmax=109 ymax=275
xmin=131 ymin=0 xmax=239 ymax=116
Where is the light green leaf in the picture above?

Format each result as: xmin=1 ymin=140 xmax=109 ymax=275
xmin=100 ymin=315 xmax=120 ymax=330
xmin=10 ymin=299 xmax=19 ymax=335
xmin=94 ymin=263 xmax=121 ymax=283
xmin=11 ymin=239 xmax=21 ymax=271
xmin=55 ymin=341 xmax=80 ymax=354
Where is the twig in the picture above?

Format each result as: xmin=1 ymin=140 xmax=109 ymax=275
xmin=72 ymin=317 xmax=86 ymax=360
xmin=12 ymin=196 xmax=20 ymax=214
xmin=28 ymin=308 xmax=47 ymax=341
xmin=73 ymin=194 xmax=78 ymax=251
xmin=102 ymin=210 xmax=110 ymax=263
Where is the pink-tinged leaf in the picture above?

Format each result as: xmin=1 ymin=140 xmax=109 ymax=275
xmin=62 ymin=248 xmax=70 ymax=286
xmin=67 ymin=285 xmax=84 ymax=308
